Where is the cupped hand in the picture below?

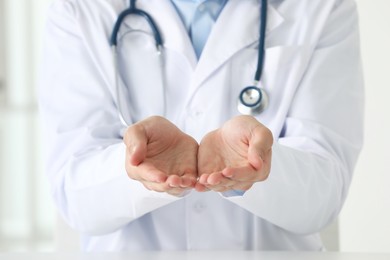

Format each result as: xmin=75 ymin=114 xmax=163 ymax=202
xmin=196 ymin=115 xmax=273 ymax=193
xmin=124 ymin=116 xmax=198 ymax=196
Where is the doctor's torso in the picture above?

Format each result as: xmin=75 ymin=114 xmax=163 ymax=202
xmin=67 ymin=0 xmax=320 ymax=141
xmin=41 ymin=0 xmax=362 ymax=251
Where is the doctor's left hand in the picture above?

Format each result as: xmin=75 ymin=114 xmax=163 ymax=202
xmin=124 ymin=116 xmax=198 ymax=196
xmin=195 ymin=115 xmax=273 ymax=193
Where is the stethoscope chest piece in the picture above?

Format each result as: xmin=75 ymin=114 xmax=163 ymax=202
xmin=237 ymin=86 xmax=269 ymax=115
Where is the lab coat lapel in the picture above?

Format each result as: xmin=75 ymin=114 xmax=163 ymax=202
xmin=138 ymin=0 xmax=197 ymax=69
xmin=192 ymin=0 xmax=285 ymax=89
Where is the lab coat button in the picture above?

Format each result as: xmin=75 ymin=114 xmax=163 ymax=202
xmin=195 ymin=111 xmax=203 ymax=117
xmin=193 ymin=201 xmax=206 ymax=213
xmin=192 ymin=109 xmax=204 ymax=117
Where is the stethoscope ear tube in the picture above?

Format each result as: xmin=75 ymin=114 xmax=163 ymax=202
xmin=110 ymin=0 xmax=163 ymax=49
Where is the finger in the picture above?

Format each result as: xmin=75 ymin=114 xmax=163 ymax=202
xmin=180 ymin=173 xmax=197 ymax=188
xmin=205 ymin=172 xmax=225 ymax=185
xmin=163 ymin=173 xmax=196 ymax=189
xmin=124 ymin=124 xmax=148 ymax=166
xmin=205 ymin=173 xmax=237 ymax=188
xmin=222 ymin=166 xmax=264 ymax=182
xmin=198 ymin=174 xmax=210 ymax=185
xmin=166 ymin=188 xmax=189 ymax=197
xmin=166 ymin=175 xmax=182 ymax=188
xmin=199 ymin=172 xmax=237 ymax=190
xmin=207 ymin=185 xmax=232 ymax=193
xmin=142 ymin=181 xmax=169 ymax=193
xmin=207 ymin=181 xmax=254 ymax=193
xmin=143 ymin=181 xmax=180 ymax=193
xmin=194 ymin=182 xmax=209 ymax=192
xmin=203 ymin=177 xmax=239 ymax=192
xmin=231 ymin=182 xmax=254 ymax=192
xmin=143 ymin=181 xmax=188 ymax=197
xmin=133 ymin=162 xmax=168 ymax=183
xmin=200 ymin=174 xmax=238 ymax=192
xmin=165 ymin=172 xmax=196 ymax=188
xmin=249 ymin=125 xmax=273 ymax=170
xmin=247 ymin=141 xmax=272 ymax=182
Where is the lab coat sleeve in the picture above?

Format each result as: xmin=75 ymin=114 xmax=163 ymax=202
xmin=39 ymin=1 xmax=181 ymax=236
xmin=225 ymin=0 xmax=364 ymax=235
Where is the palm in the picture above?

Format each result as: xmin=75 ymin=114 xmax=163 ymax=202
xmin=198 ymin=128 xmax=249 ymax=174
xmin=125 ymin=116 xmax=198 ymax=193
xmin=143 ymin=125 xmax=198 ymax=177
xmin=196 ymin=115 xmax=273 ymax=192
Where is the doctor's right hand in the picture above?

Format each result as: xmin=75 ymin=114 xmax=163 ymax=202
xmin=124 ymin=116 xmax=198 ymax=196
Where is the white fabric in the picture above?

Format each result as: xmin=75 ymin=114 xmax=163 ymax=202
xmin=39 ymin=0 xmax=364 ymax=251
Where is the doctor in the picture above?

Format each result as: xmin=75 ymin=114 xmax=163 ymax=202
xmin=39 ymin=0 xmax=364 ymax=252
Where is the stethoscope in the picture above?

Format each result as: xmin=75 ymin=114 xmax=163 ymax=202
xmin=110 ymin=0 xmax=268 ymax=126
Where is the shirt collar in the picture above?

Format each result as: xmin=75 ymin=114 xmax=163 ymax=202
xmin=171 ymin=0 xmax=228 ymax=30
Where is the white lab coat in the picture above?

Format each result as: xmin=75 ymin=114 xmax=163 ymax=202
xmin=39 ymin=0 xmax=364 ymax=251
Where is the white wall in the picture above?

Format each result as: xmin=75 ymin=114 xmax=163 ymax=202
xmin=0 ymin=0 xmax=5 ymax=95
xmin=339 ymin=0 xmax=390 ymax=253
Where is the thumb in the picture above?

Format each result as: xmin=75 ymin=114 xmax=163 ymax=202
xmin=248 ymin=125 xmax=273 ymax=170
xmin=124 ymin=124 xmax=148 ymax=166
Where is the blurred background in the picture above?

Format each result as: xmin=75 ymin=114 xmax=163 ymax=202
xmin=0 ymin=0 xmax=389 ymax=252
xmin=0 ymin=0 xmax=55 ymax=251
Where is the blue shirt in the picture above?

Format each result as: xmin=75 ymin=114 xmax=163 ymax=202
xmin=170 ymin=0 xmax=228 ymax=58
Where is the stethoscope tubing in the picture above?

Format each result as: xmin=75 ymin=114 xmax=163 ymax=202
xmin=255 ymin=0 xmax=267 ymax=84
xmin=111 ymin=0 xmax=269 ymax=125
xmin=110 ymin=2 xmax=163 ymax=49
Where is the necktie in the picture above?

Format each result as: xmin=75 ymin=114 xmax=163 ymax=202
xmin=190 ymin=1 xmax=221 ymax=58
